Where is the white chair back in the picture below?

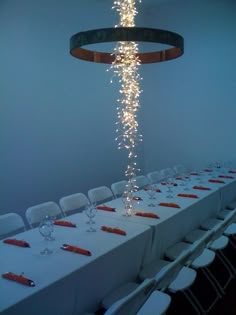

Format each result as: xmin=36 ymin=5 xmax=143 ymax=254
xmin=132 ymin=175 xmax=149 ymax=190
xmin=173 ymin=164 xmax=187 ymax=175
xmin=111 ymin=181 xmax=128 ymax=198
xmin=25 ymin=201 xmax=63 ymax=228
xmin=0 ymin=213 xmax=26 ymax=240
xmin=104 ymin=279 xmax=156 ymax=315
xmin=155 ymin=247 xmax=194 ymax=291
xmin=59 ymin=193 xmax=89 ymax=216
xmin=147 ymin=171 xmax=163 ymax=184
xmin=88 ymin=186 xmax=114 ymax=204
xmin=160 ymin=168 xmax=175 ymax=179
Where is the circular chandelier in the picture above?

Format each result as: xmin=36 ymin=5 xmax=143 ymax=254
xmin=70 ymin=27 xmax=184 ymax=64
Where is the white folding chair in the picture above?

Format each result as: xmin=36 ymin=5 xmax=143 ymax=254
xmin=103 ymin=278 xmax=171 ymax=315
xmin=160 ymin=168 xmax=175 ymax=179
xmin=88 ymin=186 xmax=114 ymax=205
xmin=25 ymin=201 xmax=63 ymax=228
xmin=147 ymin=171 xmax=163 ymax=184
xmin=103 ymin=248 xmax=198 ymax=315
xmin=0 ymin=213 xmax=26 ymax=240
xmin=173 ymin=164 xmax=188 ymax=176
xmin=164 ymin=230 xmax=222 ymax=313
xmin=132 ymin=175 xmax=149 ymax=190
xmin=138 ymin=245 xmax=202 ymax=315
xmin=184 ymin=212 xmax=236 ymax=292
xmin=111 ymin=180 xmax=128 ymax=198
xmin=59 ymin=193 xmax=89 ymax=216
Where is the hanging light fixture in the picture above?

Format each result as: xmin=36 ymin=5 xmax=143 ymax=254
xmin=70 ymin=0 xmax=184 ymax=215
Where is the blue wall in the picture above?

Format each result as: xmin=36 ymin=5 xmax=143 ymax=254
xmin=141 ymin=0 xmax=236 ymax=173
xmin=1 ymin=0 xmax=236 ymax=216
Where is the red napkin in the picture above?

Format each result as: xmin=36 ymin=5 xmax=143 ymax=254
xmin=204 ymin=169 xmax=213 ymax=172
xmin=218 ymin=175 xmax=234 ymax=179
xmin=159 ymin=202 xmax=180 ymax=208
xmin=208 ymin=179 xmax=225 ymax=184
xmin=3 ymin=239 xmax=30 ymax=248
xmin=2 ymin=272 xmax=35 ymax=287
xmin=54 ymin=221 xmax=76 ymax=228
xmin=193 ymin=185 xmax=211 ymax=191
xmin=144 ymin=188 xmax=161 ymax=193
xmin=135 ymin=212 xmax=159 ymax=219
xmin=61 ymin=244 xmax=91 ymax=256
xmin=190 ymin=172 xmax=199 ymax=175
xmin=101 ymin=226 xmax=126 ymax=235
xmin=96 ymin=205 xmax=116 ymax=212
xmin=132 ymin=196 xmax=143 ymax=201
xmin=229 ymin=170 xmax=236 ymax=174
xmin=177 ymin=193 xmax=198 ymax=198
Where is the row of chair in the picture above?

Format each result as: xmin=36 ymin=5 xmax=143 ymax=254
xmin=84 ymin=203 xmax=236 ymax=315
xmin=0 ymin=164 xmax=187 ymax=238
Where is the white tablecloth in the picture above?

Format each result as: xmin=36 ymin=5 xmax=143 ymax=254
xmin=0 ymin=214 xmax=152 ymax=315
xmin=97 ymin=172 xmax=236 ymax=261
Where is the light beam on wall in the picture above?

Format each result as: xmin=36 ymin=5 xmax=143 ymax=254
xmin=70 ymin=0 xmax=184 ymax=215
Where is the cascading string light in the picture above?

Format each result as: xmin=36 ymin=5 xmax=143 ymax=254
xmin=109 ymin=0 xmax=142 ymax=215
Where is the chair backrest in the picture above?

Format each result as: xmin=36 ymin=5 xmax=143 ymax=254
xmin=155 ymin=248 xmax=194 ymax=291
xmin=147 ymin=171 xmax=163 ymax=184
xmin=209 ymin=210 xmax=236 ymax=243
xmin=132 ymin=175 xmax=149 ymax=190
xmin=104 ymin=279 xmax=156 ymax=315
xmin=25 ymin=201 xmax=63 ymax=228
xmin=173 ymin=164 xmax=187 ymax=176
xmin=0 ymin=213 xmax=26 ymax=240
xmin=160 ymin=168 xmax=175 ymax=179
xmin=111 ymin=181 xmax=128 ymax=198
xmin=59 ymin=193 xmax=89 ymax=216
xmin=88 ymin=186 xmax=114 ymax=205
xmin=187 ymin=230 xmax=215 ymax=264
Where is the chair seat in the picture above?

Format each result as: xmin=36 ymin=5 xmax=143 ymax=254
xmin=168 ymin=266 xmax=197 ymax=292
xmin=227 ymin=201 xmax=236 ymax=210
xmin=102 ymin=282 xmax=138 ymax=309
xmin=139 ymin=258 xmax=196 ymax=293
xmin=165 ymin=242 xmax=215 ymax=269
xmin=137 ymin=290 xmax=171 ymax=315
xmin=209 ymin=235 xmax=229 ymax=250
xmin=217 ymin=209 xmax=233 ymax=220
xmin=184 ymin=229 xmax=206 ymax=243
xmin=224 ymin=223 xmax=236 ymax=236
xmin=139 ymin=259 xmax=170 ymax=281
xmin=201 ymin=218 xmax=222 ymax=230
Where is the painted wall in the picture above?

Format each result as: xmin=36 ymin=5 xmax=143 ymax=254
xmin=0 ymin=0 xmax=145 ymax=216
xmin=1 ymin=0 xmax=236 ymax=217
xmin=141 ymin=0 xmax=236 ymax=173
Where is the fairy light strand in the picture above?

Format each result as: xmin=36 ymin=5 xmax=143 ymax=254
xmin=109 ymin=0 xmax=142 ymax=215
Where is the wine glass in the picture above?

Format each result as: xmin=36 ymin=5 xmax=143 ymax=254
xmin=38 ymin=216 xmax=54 ymax=255
xmin=145 ymin=184 xmax=156 ymax=207
xmin=83 ymin=206 xmax=97 ymax=232
xmin=166 ymin=177 xmax=174 ymax=198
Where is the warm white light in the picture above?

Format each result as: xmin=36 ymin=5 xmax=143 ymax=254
xmin=110 ymin=0 xmax=142 ymax=215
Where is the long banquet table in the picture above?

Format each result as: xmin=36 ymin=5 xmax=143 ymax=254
xmin=1 ymin=169 xmax=236 ymax=314
xmin=0 ymin=215 xmax=152 ymax=315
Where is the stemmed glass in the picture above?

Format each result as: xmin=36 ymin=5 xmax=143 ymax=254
xmin=145 ymin=184 xmax=156 ymax=207
xmin=183 ymin=174 xmax=191 ymax=191
xmin=83 ymin=205 xmax=97 ymax=232
xmin=166 ymin=177 xmax=174 ymax=198
xmin=38 ymin=215 xmax=54 ymax=255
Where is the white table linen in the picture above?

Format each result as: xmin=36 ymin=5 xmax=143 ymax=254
xmin=0 ymin=214 xmax=151 ymax=315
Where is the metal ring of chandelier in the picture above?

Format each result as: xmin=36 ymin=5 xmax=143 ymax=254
xmin=70 ymin=27 xmax=184 ymax=64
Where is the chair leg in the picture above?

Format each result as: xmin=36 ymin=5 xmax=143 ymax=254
xmin=202 ymin=267 xmax=224 ymax=297
xmin=182 ymin=289 xmax=203 ymax=315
